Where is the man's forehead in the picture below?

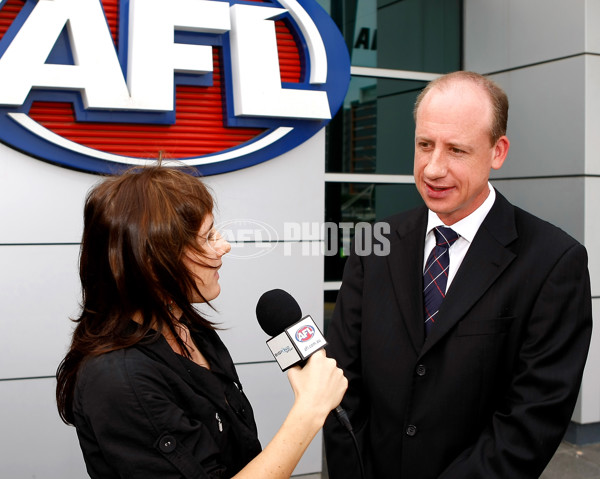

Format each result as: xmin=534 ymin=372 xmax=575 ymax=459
xmin=423 ymin=80 xmax=489 ymax=107
xmin=417 ymin=82 xmax=492 ymax=130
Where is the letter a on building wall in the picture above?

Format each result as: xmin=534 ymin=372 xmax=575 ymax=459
xmin=0 ymin=0 xmax=350 ymax=175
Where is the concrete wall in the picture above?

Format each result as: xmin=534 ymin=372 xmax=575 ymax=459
xmin=464 ymin=0 xmax=600 ymax=435
xmin=0 ymin=131 xmax=326 ymax=477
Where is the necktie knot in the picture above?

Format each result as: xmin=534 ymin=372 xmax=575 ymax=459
xmin=433 ymin=226 xmax=459 ymax=249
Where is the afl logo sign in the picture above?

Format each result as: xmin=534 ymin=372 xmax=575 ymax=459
xmin=295 ymin=325 xmax=315 ymax=342
xmin=0 ymin=0 xmax=350 ymax=175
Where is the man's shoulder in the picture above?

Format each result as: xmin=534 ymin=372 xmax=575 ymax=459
xmin=514 ymin=205 xmax=582 ymax=248
xmin=494 ymin=192 xmax=583 ymax=252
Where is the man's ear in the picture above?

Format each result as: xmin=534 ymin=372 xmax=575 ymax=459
xmin=491 ymin=135 xmax=510 ymax=170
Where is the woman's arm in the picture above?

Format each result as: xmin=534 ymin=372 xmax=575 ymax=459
xmin=234 ymin=350 xmax=347 ymax=479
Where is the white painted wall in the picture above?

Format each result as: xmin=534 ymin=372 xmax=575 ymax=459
xmin=0 ymin=131 xmax=326 ymax=478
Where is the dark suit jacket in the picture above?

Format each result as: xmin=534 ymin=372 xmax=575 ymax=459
xmin=324 ymin=191 xmax=592 ymax=479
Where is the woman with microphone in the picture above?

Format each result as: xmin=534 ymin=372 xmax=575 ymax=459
xmin=56 ymin=163 xmax=347 ymax=478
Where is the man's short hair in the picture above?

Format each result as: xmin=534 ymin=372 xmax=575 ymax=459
xmin=413 ymin=71 xmax=509 ymax=145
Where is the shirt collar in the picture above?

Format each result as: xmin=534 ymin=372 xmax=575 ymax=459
xmin=426 ymin=183 xmax=496 ymax=244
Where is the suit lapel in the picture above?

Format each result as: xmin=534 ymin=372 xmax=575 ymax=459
xmin=386 ymin=207 xmax=428 ymax=355
xmin=419 ymin=192 xmax=518 ymax=357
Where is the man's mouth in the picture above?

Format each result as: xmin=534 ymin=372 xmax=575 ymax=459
xmin=425 ymin=183 xmax=454 ymax=197
xmin=427 ymin=183 xmax=452 ymax=191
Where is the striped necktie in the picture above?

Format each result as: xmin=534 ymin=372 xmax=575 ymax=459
xmin=423 ymin=226 xmax=459 ymax=335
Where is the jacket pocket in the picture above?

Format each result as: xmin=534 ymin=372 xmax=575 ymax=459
xmin=456 ymin=316 xmax=515 ymax=336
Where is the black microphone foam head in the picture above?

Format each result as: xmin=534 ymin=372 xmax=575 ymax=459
xmin=256 ymin=289 xmax=302 ymax=337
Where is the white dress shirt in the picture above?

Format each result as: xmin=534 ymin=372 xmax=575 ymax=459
xmin=423 ymin=183 xmax=496 ymax=290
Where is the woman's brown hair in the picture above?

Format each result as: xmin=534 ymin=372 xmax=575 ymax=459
xmin=56 ymin=163 xmax=216 ymax=424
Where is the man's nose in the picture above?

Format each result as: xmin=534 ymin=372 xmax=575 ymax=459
xmin=424 ymin=149 xmax=447 ymax=178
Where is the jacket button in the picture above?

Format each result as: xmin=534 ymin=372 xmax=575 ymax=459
xmin=406 ymin=425 xmax=417 ymax=437
xmin=416 ymin=365 xmax=427 ymax=376
xmin=159 ymin=435 xmax=177 ymax=453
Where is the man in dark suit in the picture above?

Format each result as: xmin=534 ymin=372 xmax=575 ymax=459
xmin=323 ymin=71 xmax=593 ymax=479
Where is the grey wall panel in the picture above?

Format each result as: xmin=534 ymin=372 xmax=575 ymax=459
xmin=585 ymin=0 xmax=600 ymax=54
xmin=577 ymin=297 xmax=600 ymax=424
xmin=0 ymin=378 xmax=87 ymax=479
xmin=585 ymin=55 xmax=600 ymax=175
xmin=0 ymin=145 xmax=98 ymax=245
xmin=464 ymin=0 xmax=509 ymax=73
xmin=464 ymin=0 xmax=585 ymax=73
xmin=491 ymin=177 xmax=585 ymax=244
xmin=0 ymin=244 xmax=80 ymax=380
xmin=489 ymin=57 xmax=586 ymax=178
xmin=585 ymin=177 xmax=600 ymax=296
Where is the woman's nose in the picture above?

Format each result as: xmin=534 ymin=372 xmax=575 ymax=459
xmin=214 ymin=233 xmax=231 ymax=257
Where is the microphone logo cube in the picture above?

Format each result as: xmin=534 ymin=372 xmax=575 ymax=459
xmin=266 ymin=333 xmax=302 ymax=371
xmin=287 ymin=316 xmax=326 ymax=359
xmin=266 ymin=315 xmax=326 ymax=370
xmin=295 ymin=325 xmax=315 ymax=342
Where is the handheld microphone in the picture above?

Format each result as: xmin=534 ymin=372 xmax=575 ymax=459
xmin=256 ymin=288 xmax=326 ymax=371
xmin=255 ymin=289 xmax=353 ymax=434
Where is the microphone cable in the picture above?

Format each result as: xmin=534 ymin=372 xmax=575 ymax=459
xmin=333 ymin=406 xmax=365 ymax=479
